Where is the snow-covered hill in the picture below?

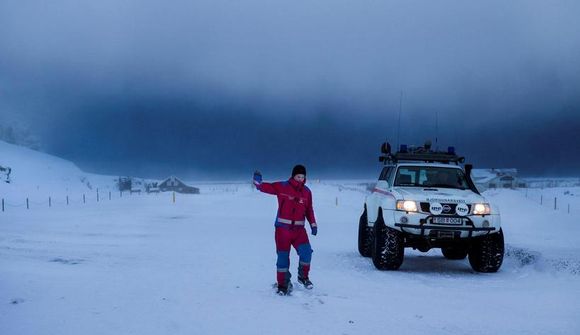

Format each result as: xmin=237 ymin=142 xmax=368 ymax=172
xmin=0 ymin=140 xmax=117 ymax=199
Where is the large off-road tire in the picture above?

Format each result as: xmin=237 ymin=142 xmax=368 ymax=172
xmin=468 ymin=229 xmax=505 ymax=273
xmin=441 ymin=246 xmax=468 ymax=260
xmin=358 ymin=208 xmax=373 ymax=257
xmin=372 ymin=209 xmax=404 ymax=270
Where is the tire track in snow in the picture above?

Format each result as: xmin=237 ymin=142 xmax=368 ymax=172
xmin=505 ymin=244 xmax=580 ymax=275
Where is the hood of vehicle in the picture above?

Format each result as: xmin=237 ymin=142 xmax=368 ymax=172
xmin=393 ymin=187 xmax=485 ymax=203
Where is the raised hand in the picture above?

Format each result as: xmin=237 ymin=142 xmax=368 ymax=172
xmin=253 ymin=170 xmax=262 ymax=185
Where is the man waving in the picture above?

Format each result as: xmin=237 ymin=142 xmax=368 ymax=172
xmin=254 ymin=165 xmax=317 ymax=295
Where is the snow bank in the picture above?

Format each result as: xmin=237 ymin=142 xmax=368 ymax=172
xmin=0 ymin=140 xmax=117 ymax=201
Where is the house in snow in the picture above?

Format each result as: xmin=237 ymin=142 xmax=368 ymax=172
xmin=0 ymin=164 xmax=11 ymax=183
xmin=158 ymin=176 xmax=199 ymax=194
xmin=471 ymin=168 xmax=526 ymax=191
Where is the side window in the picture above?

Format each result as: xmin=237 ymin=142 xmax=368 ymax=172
xmin=379 ymin=166 xmax=394 ymax=184
xmin=379 ymin=167 xmax=388 ymax=180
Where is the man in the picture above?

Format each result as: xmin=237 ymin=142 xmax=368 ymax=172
xmin=253 ymin=165 xmax=317 ymax=295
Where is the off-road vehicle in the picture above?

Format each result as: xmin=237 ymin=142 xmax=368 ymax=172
xmin=358 ymin=141 xmax=504 ymax=272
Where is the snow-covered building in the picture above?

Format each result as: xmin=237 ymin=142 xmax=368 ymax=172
xmin=472 ymin=168 xmax=526 ymax=191
xmin=159 ymin=176 xmax=199 ymax=194
xmin=0 ymin=164 xmax=11 ymax=183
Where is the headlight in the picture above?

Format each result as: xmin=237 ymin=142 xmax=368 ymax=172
xmin=397 ymin=200 xmax=418 ymax=212
xmin=472 ymin=203 xmax=491 ymax=215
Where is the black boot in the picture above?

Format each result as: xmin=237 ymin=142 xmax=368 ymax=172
xmin=277 ymin=282 xmax=293 ymax=295
xmin=298 ymin=277 xmax=313 ymax=289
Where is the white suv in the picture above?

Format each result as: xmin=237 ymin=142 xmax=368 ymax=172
xmin=359 ymin=142 xmax=504 ymax=272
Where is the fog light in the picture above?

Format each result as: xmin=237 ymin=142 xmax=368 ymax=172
xmin=401 ymin=216 xmax=409 ymax=224
xmin=482 ymin=220 xmax=490 ymax=228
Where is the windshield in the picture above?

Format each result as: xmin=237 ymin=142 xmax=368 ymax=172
xmin=394 ymin=166 xmax=469 ymax=189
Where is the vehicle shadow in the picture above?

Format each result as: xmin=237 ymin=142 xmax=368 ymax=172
xmin=397 ymin=254 xmax=474 ymax=274
xmin=339 ymin=251 xmax=476 ymax=275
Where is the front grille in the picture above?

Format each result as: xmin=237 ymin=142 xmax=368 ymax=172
xmin=420 ymin=202 xmax=471 ymax=215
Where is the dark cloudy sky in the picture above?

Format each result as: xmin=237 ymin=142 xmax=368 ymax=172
xmin=1 ymin=0 xmax=579 ymax=179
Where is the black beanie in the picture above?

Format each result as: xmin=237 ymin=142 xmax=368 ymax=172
xmin=291 ymin=164 xmax=306 ymax=177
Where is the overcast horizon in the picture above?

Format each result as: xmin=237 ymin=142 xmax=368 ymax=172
xmin=1 ymin=0 xmax=579 ymax=179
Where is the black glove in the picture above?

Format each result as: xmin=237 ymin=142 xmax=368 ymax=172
xmin=253 ymin=170 xmax=262 ymax=184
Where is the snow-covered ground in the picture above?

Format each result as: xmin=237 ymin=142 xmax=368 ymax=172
xmin=1 ymin=141 xmax=580 ymax=334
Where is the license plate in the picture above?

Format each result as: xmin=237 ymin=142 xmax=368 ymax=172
xmin=432 ymin=217 xmax=463 ymax=225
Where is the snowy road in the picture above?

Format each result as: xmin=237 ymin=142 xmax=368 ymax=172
xmin=1 ymin=183 xmax=579 ymax=334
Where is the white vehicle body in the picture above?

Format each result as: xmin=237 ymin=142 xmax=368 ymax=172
xmin=365 ymin=163 xmax=501 ymax=239
xmin=359 ymin=143 xmax=505 ymax=272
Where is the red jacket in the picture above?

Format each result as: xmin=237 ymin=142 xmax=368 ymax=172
xmin=257 ymin=178 xmax=317 ymax=228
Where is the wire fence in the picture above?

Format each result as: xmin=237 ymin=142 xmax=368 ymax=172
xmin=1 ymin=189 xmax=181 ymax=213
xmin=521 ymin=188 xmax=576 ymax=214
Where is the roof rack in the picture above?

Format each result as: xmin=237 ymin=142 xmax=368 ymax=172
xmin=379 ymin=140 xmax=465 ymax=165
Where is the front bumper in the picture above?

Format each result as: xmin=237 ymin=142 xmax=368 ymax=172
xmin=395 ymin=223 xmax=495 ymax=232
xmin=389 ymin=210 xmax=500 ymax=239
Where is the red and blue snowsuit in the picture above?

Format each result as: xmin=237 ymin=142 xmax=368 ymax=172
xmin=255 ymin=177 xmax=317 ymax=287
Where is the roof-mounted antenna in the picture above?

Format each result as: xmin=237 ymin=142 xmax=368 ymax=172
xmin=435 ymin=110 xmax=439 ymax=150
xmin=396 ymin=91 xmax=403 ymax=149
xmin=454 ymin=128 xmax=459 ymax=154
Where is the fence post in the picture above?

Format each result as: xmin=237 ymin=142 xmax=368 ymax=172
xmin=554 ymin=197 xmax=557 ymax=210
xmin=109 ymin=191 xmax=111 ymax=200
xmin=173 ymin=192 xmax=176 ymax=203
xmin=83 ymin=194 xmax=86 ymax=204
xmin=1 ymin=198 xmax=4 ymax=212
xmin=26 ymin=198 xmax=29 ymax=209
xmin=49 ymin=196 xmax=51 ymax=208
xmin=540 ymin=195 xmax=543 ymax=205
xmin=97 ymin=189 xmax=99 ymax=202
xmin=336 ymin=197 xmax=338 ymax=206
xmin=120 ymin=191 xmax=122 ymax=198
xmin=66 ymin=196 xmax=69 ymax=205
xmin=568 ymin=204 xmax=570 ymax=214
